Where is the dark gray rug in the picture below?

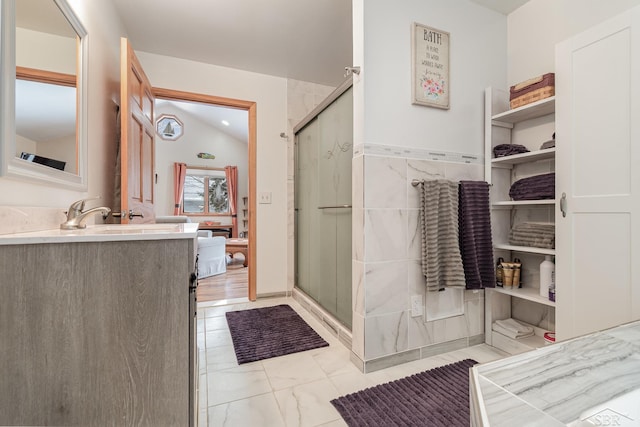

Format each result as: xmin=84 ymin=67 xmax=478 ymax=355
xmin=225 ymin=304 xmax=329 ymax=364
xmin=331 ymin=359 xmax=478 ymax=427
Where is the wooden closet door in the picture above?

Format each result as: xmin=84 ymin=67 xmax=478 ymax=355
xmin=555 ymin=6 xmax=640 ymax=341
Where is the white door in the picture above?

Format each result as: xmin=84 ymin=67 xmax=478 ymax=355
xmin=555 ymin=7 xmax=640 ymax=341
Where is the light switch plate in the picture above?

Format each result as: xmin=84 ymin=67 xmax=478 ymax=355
xmin=259 ymin=192 xmax=272 ymax=204
xmin=411 ymin=295 xmax=423 ymax=317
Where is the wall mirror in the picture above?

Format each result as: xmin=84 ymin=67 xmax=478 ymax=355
xmin=0 ymin=0 xmax=88 ymax=190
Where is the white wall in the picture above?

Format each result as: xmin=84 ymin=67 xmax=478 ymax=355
xmin=352 ymin=0 xmax=507 ymax=366
xmin=0 ymin=1 xmax=124 ymax=211
xmin=16 ymin=27 xmax=76 ymax=73
xmin=155 ymin=102 xmax=248 ymax=228
xmin=508 ymin=0 xmax=640 ymax=85
xmin=357 ymin=0 xmax=507 ymax=157
xmin=136 ymin=52 xmax=288 ymax=296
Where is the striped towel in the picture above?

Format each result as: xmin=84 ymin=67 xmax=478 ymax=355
xmin=459 ymin=181 xmax=495 ymax=289
xmin=419 ymin=180 xmax=466 ymax=292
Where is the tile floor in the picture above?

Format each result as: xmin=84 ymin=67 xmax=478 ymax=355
xmin=196 ymin=297 xmax=507 ymax=427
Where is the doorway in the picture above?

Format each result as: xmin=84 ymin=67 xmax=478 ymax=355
xmin=154 ymin=87 xmax=257 ymax=301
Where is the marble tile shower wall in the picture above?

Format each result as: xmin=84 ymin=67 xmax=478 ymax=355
xmin=352 ymin=154 xmax=486 ymax=369
xmin=286 ymin=79 xmax=336 ymax=291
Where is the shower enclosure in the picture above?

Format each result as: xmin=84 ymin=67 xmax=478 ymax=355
xmin=294 ymin=83 xmax=353 ymax=329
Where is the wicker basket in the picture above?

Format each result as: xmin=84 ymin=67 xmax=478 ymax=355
xmin=509 ymin=73 xmax=555 ymax=109
xmin=510 ymin=86 xmax=555 ymax=109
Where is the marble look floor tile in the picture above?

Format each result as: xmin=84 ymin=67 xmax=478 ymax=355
xmin=274 ymin=378 xmax=343 ymax=427
xmin=202 ymin=304 xmax=236 ymax=318
xmin=198 ymin=409 xmax=207 ymax=427
xmin=207 ymin=364 xmax=271 ymax=406
xmin=205 ymin=329 xmax=232 ymax=348
xmin=263 ymin=352 xmax=328 ymax=391
xmin=312 ymin=347 xmax=360 ymax=378
xmin=207 ymin=393 xmax=286 ymax=427
xmin=317 ymin=419 xmax=349 ymax=427
xmin=205 ymin=344 xmax=239 ymax=372
xmin=328 ymin=371 xmax=376 ymax=396
xmin=204 ymin=316 xmax=229 ymax=331
xmin=198 ymin=373 xmax=208 ymax=409
xmin=197 ymin=332 xmax=205 ymax=349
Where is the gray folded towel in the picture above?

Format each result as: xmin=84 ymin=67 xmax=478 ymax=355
xmin=419 ymin=180 xmax=466 ymax=292
xmin=509 ymin=222 xmax=555 ymax=249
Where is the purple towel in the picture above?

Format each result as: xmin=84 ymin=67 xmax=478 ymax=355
xmin=458 ymin=181 xmax=495 ymax=289
xmin=509 ymin=173 xmax=555 ymax=201
xmin=493 ymin=143 xmax=529 ymax=158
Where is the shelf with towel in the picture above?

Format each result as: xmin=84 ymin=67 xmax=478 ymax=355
xmin=493 ymin=243 xmax=555 ymax=256
xmin=489 ymin=318 xmax=548 ymax=355
xmin=492 ymin=200 xmax=555 ymax=209
xmin=491 ymin=96 xmax=555 ymax=126
xmin=491 ymin=148 xmax=555 ymax=167
xmin=490 ymin=286 xmax=555 ymax=307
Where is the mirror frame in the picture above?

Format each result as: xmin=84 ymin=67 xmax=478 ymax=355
xmin=1 ymin=0 xmax=88 ymax=190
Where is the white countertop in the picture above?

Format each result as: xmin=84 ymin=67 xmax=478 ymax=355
xmin=0 ymin=223 xmax=199 ymax=245
xmin=471 ymin=321 xmax=640 ymax=426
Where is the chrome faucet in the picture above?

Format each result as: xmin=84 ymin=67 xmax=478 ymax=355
xmin=61 ymin=197 xmax=112 ymax=230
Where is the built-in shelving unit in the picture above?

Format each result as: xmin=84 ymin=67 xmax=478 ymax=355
xmin=485 ymin=87 xmax=557 ymax=355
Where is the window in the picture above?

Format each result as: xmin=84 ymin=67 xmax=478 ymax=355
xmin=182 ymin=168 xmax=229 ymax=214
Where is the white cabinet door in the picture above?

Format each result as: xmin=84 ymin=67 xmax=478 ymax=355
xmin=555 ymin=6 xmax=640 ymax=341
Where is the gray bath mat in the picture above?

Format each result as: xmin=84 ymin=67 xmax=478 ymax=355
xmin=225 ymin=304 xmax=329 ymax=364
xmin=331 ymin=358 xmax=478 ymax=427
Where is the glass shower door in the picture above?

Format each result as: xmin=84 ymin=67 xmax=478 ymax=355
xmin=295 ymin=87 xmax=352 ymax=329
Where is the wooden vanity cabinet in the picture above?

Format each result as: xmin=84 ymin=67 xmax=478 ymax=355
xmin=0 ymin=237 xmax=197 ymax=426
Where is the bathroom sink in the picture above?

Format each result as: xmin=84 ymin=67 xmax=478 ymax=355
xmin=87 ymin=224 xmax=183 ymax=234
xmin=0 ymin=222 xmax=199 ymax=245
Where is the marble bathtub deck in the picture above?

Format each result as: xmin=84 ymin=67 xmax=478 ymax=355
xmin=196 ymin=296 xmax=507 ymax=427
xmin=472 ymin=321 xmax=640 ymax=426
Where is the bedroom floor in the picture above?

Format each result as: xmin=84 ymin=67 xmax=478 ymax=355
xmin=196 ymin=297 xmax=507 ymax=427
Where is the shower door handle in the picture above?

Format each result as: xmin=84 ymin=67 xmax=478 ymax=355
xmin=317 ymin=205 xmax=352 ymax=209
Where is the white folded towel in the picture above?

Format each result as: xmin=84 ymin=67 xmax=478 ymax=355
xmin=493 ymin=318 xmax=535 ymax=339
xmin=492 ymin=323 xmax=534 ymax=339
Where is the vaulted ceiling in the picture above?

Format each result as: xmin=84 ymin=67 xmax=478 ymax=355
xmin=110 ymin=0 xmax=530 ymax=88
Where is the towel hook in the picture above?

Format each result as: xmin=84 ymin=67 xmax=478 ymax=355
xmin=344 ymin=66 xmax=361 ymax=77
xmin=411 ymin=179 xmax=423 ymax=187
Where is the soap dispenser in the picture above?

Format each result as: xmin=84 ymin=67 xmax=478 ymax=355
xmin=540 ymin=256 xmax=555 ymax=298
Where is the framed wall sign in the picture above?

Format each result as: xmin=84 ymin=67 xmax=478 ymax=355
xmin=411 ymin=22 xmax=450 ymax=109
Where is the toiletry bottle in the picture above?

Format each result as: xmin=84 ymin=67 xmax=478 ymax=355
xmin=540 ymin=255 xmax=554 ymax=298
xmin=496 ymin=257 xmax=504 ymax=287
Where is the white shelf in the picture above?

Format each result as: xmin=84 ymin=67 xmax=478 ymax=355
xmin=491 ymin=148 xmax=555 ymax=166
xmin=490 ymin=329 xmax=548 ymax=354
xmin=492 ymin=200 xmax=555 ymax=208
xmin=491 ymin=96 xmax=555 ymax=124
xmin=490 ymin=286 xmax=555 ymax=307
xmin=494 ymin=244 xmax=555 ymax=256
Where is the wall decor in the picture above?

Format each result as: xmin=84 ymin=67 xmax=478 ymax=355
xmin=411 ymin=22 xmax=450 ymax=109
xmin=156 ymin=114 xmax=184 ymax=140
xmin=197 ymin=152 xmax=216 ymax=159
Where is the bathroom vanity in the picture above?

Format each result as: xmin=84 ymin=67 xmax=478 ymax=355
xmin=0 ymin=224 xmax=199 ymax=426
xmin=470 ymin=320 xmax=640 ymax=426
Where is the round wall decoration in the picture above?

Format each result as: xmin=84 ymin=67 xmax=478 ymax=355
xmin=156 ymin=114 xmax=184 ymax=140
